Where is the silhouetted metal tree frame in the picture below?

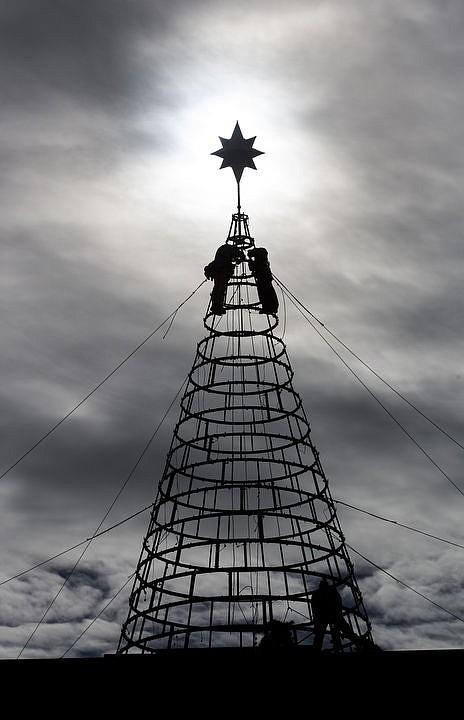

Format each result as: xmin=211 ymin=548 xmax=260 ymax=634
xmin=117 ymin=209 xmax=374 ymax=653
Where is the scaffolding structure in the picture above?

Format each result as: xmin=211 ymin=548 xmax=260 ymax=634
xmin=117 ymin=125 xmax=374 ymax=653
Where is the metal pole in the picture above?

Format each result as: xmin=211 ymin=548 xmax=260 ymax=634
xmin=237 ymin=180 xmax=241 ymax=242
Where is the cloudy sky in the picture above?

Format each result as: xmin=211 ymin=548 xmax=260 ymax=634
xmin=1 ymin=0 xmax=464 ymax=659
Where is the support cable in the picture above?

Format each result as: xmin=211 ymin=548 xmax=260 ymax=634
xmin=0 ymin=503 xmax=153 ymax=586
xmin=15 ymin=375 xmax=188 ymax=657
xmin=274 ymin=277 xmax=464 ymax=498
xmin=0 ymin=279 xmax=206 ymax=483
xmin=335 ymin=498 xmax=464 ymax=550
xmin=5 ymin=492 xmax=464 ymax=591
xmin=60 ymin=573 xmax=135 ymax=658
xmin=347 ymin=543 xmax=464 ymax=623
xmin=273 ymin=275 xmax=464 ymax=452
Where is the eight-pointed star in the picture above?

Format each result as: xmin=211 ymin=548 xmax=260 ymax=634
xmin=211 ymin=122 xmax=264 ymax=182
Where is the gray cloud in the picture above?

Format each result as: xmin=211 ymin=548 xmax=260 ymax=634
xmin=1 ymin=0 xmax=464 ymax=658
xmin=0 ymin=0 xmax=176 ymax=110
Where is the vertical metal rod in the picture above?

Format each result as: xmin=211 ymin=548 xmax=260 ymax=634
xmin=237 ymin=180 xmax=242 ymax=241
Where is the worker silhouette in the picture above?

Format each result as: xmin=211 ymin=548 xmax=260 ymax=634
xmin=259 ymin=620 xmax=295 ymax=649
xmin=204 ymin=243 xmax=245 ymax=314
xmin=247 ymin=247 xmax=279 ymax=316
xmin=311 ymin=578 xmax=368 ymax=652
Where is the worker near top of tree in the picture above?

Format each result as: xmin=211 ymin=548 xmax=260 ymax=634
xmin=204 ymin=243 xmax=245 ymax=315
xmin=247 ymin=247 xmax=279 ymax=316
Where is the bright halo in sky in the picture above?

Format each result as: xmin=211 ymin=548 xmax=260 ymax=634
xmin=175 ymin=92 xmax=275 ymax=208
xmin=163 ymin=90 xmax=331 ymax=220
xmin=124 ymin=82 xmax=350 ymax=251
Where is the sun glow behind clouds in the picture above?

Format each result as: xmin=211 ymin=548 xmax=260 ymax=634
xmin=134 ymin=2 xmax=343 ymax=219
xmin=176 ymin=92 xmax=274 ymax=207
xmin=123 ymin=0 xmax=362 ymax=228
xmin=155 ymin=88 xmax=338 ymax=224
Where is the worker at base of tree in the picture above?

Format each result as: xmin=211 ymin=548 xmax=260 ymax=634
xmin=311 ymin=578 xmax=380 ymax=652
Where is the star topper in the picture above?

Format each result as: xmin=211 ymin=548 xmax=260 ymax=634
xmin=211 ymin=122 xmax=264 ymax=183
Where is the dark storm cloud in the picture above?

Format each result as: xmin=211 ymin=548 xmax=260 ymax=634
xmin=0 ymin=0 xmax=193 ymax=217
xmin=2 ymin=0 xmax=464 ymax=658
xmin=1 ymin=221 xmax=196 ymax=380
xmin=0 ymin=126 xmax=161 ymax=186
xmin=278 ymin=3 xmax=464 ymax=346
xmin=0 ymin=0 xmax=176 ymax=110
xmin=0 ymin=220 xmax=199 ymax=550
xmin=296 ymin=3 xmax=464 ymax=168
